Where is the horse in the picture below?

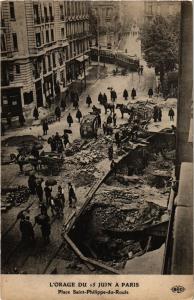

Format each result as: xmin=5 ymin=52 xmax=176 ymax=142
xmin=116 ymin=104 xmax=134 ymax=118
xmin=103 ymin=103 xmax=115 ymax=114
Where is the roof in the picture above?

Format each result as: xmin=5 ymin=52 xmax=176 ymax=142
xmin=75 ymin=55 xmax=89 ymax=63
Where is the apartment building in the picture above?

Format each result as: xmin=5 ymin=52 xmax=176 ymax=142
xmin=144 ymin=1 xmax=181 ymax=22
xmin=90 ymin=1 xmax=120 ymax=49
xmin=1 ymin=1 xmax=90 ymax=119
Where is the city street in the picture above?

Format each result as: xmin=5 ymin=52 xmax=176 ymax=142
xmin=1 ymin=56 xmax=177 ymax=274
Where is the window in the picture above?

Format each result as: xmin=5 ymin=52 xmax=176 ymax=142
xmin=60 ymin=5 xmax=64 ymax=20
xmin=52 ymin=53 xmax=56 ymax=67
xmin=61 ymin=28 xmax=65 ymax=39
xmin=49 ymin=5 xmax=53 ymax=17
xmin=35 ymin=32 xmax=41 ymax=47
xmin=9 ymin=2 xmax=15 ymax=19
xmin=15 ymin=64 xmax=20 ymax=74
xmin=12 ymin=33 xmax=18 ymax=51
xmin=43 ymin=57 xmax=46 ymax=74
xmin=41 ymin=31 xmax=44 ymax=44
xmin=46 ymin=30 xmax=49 ymax=43
xmin=51 ymin=29 xmax=54 ymax=41
xmin=1 ymin=34 xmax=6 ymax=51
xmin=47 ymin=55 xmax=51 ymax=71
xmin=44 ymin=6 xmax=48 ymax=22
xmin=33 ymin=4 xmax=40 ymax=23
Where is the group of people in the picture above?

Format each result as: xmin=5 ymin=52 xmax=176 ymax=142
xmin=23 ymin=173 xmax=78 ymax=244
xmin=48 ymin=131 xmax=70 ymax=152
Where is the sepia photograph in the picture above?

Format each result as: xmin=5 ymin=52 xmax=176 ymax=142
xmin=1 ymin=0 xmax=193 ymax=281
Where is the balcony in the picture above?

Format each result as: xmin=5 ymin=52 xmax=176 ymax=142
xmin=45 ymin=16 xmax=49 ymax=23
xmin=60 ymin=15 xmax=65 ymax=21
xmin=43 ymin=68 xmax=47 ymax=74
xmin=33 ymin=70 xmax=41 ymax=79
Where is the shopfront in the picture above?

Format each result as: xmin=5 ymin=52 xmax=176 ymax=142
xmin=1 ymin=87 xmax=22 ymax=117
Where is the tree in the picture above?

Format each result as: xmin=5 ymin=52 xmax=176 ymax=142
xmin=140 ymin=14 xmax=180 ymax=85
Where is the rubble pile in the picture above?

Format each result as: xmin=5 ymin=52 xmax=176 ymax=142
xmin=1 ymin=186 xmax=30 ymax=211
xmin=64 ymin=139 xmax=85 ymax=156
xmin=89 ymin=191 xmax=165 ymax=232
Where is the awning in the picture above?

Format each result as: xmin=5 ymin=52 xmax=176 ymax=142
xmin=75 ymin=55 xmax=89 ymax=63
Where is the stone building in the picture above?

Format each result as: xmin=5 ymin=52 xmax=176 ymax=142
xmin=144 ymin=1 xmax=181 ymax=22
xmin=90 ymin=1 xmax=120 ymax=49
xmin=1 ymin=1 xmax=90 ymax=119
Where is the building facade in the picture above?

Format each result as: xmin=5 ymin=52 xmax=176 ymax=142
xmin=144 ymin=1 xmax=181 ymax=22
xmin=1 ymin=1 xmax=90 ymax=119
xmin=90 ymin=1 xmax=120 ymax=49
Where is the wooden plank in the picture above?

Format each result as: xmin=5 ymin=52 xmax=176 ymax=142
xmin=64 ymin=233 xmax=120 ymax=274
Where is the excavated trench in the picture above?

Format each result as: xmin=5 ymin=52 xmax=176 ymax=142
xmin=68 ymin=133 xmax=175 ymax=273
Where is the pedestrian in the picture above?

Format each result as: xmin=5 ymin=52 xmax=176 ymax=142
xmin=110 ymin=160 xmax=117 ymax=177
xmin=31 ymin=143 xmax=39 ymax=160
xmin=44 ymin=185 xmax=52 ymax=207
xmin=168 ymin=108 xmax=175 ymax=121
xmin=63 ymin=131 xmax=70 ymax=148
xmin=131 ymin=88 xmax=136 ymax=100
xmin=103 ymin=93 xmax=108 ymax=103
xmin=61 ymin=97 xmax=66 ymax=111
xmin=111 ymin=90 xmax=117 ymax=102
xmin=55 ymin=106 xmax=61 ymax=121
xmin=28 ymin=174 xmax=37 ymax=195
xmin=86 ymin=95 xmax=92 ymax=107
xmin=24 ymin=216 xmax=35 ymax=244
xmin=57 ymin=185 xmax=65 ymax=211
xmin=73 ymin=98 xmax=79 ymax=110
xmin=19 ymin=114 xmax=25 ymax=127
xmin=48 ymin=135 xmax=56 ymax=152
xmin=57 ymin=139 xmax=64 ymax=153
xmin=67 ymin=113 xmax=73 ymax=127
xmin=103 ymin=121 xmax=107 ymax=134
xmin=97 ymin=114 xmax=101 ymax=128
xmin=50 ymin=197 xmax=57 ymax=216
xmin=40 ymin=213 xmax=51 ymax=244
xmin=113 ymin=113 xmax=117 ymax=127
xmin=68 ymin=182 xmax=77 ymax=208
xmin=42 ymin=119 xmax=49 ymax=135
xmin=107 ymin=114 xmax=112 ymax=125
xmin=76 ymin=109 xmax=82 ymax=123
xmin=108 ymin=144 xmax=113 ymax=160
xmin=137 ymin=66 xmax=140 ymax=76
xmin=115 ymin=131 xmax=120 ymax=148
xmin=153 ymin=105 xmax=159 ymax=122
xmin=158 ymin=107 xmax=162 ymax=122
xmin=36 ymin=181 xmax=43 ymax=203
xmin=33 ymin=107 xmax=39 ymax=120
xmin=148 ymin=88 xmax=153 ymax=98
xmin=123 ymin=89 xmax=128 ymax=100
xmin=140 ymin=65 xmax=144 ymax=75
xmin=98 ymin=92 xmax=103 ymax=104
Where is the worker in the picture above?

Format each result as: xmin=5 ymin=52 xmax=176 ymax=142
xmin=113 ymin=113 xmax=117 ymax=127
xmin=107 ymin=114 xmax=112 ymax=125
xmin=115 ymin=131 xmax=120 ymax=148
xmin=108 ymin=144 xmax=113 ymax=160
xmin=103 ymin=121 xmax=107 ymax=134
xmin=97 ymin=114 xmax=101 ymax=128
xmin=63 ymin=131 xmax=70 ymax=148
xmin=148 ymin=88 xmax=153 ymax=98
xmin=68 ymin=182 xmax=77 ymax=208
xmin=110 ymin=160 xmax=117 ymax=177
xmin=98 ymin=92 xmax=103 ymax=104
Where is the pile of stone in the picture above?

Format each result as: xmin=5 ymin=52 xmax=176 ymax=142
xmin=1 ymin=185 xmax=30 ymax=211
